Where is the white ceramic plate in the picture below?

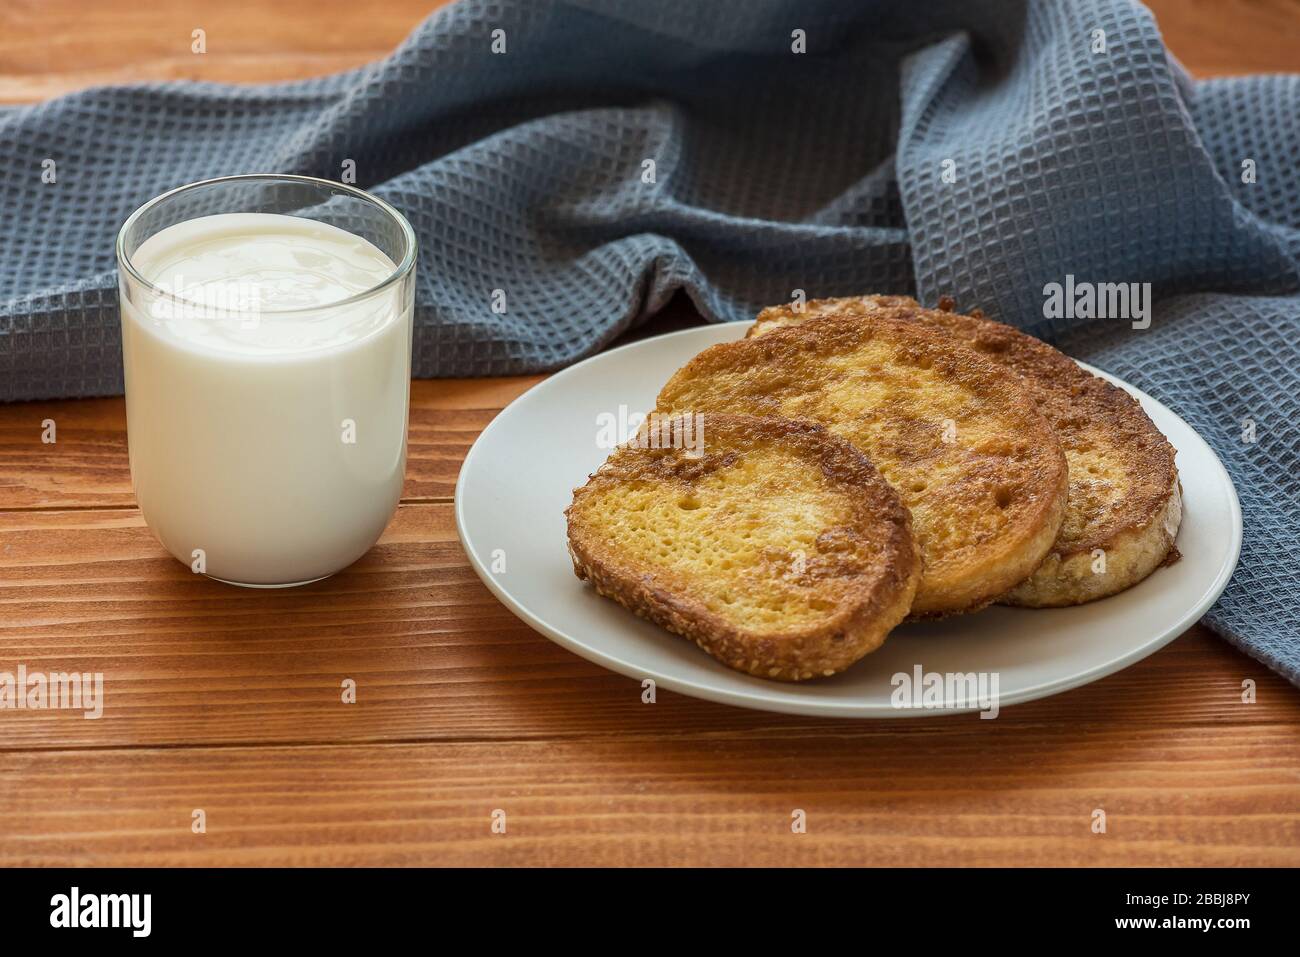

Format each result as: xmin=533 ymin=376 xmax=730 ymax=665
xmin=455 ymin=323 xmax=1241 ymax=718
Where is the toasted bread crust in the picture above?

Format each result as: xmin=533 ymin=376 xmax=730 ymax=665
xmin=1004 ymin=476 xmax=1182 ymax=605
xmin=752 ymin=295 xmax=1182 ymax=605
xmin=565 ymin=414 xmax=920 ymax=681
xmin=660 ymin=318 xmax=1069 ymax=617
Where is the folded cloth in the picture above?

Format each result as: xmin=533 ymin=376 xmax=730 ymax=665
xmin=1 ymin=0 xmax=1296 ymax=682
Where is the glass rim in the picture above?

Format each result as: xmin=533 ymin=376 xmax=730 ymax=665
xmin=115 ymin=173 xmax=419 ymax=317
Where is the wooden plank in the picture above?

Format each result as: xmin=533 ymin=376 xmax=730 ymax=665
xmin=1 ymin=0 xmax=1297 ymax=871
xmin=0 ymin=377 xmax=541 ymax=510
xmin=0 ymin=0 xmax=1292 ymax=106
xmin=0 ymin=503 xmax=1294 ymax=750
xmin=0 ymin=0 xmax=447 ymax=104
xmin=2 ymin=730 xmax=1298 ymax=866
xmin=0 ymin=398 xmax=130 ymax=509
xmin=1144 ymin=0 xmax=1300 ymax=78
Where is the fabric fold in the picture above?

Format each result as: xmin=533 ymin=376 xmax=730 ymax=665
xmin=0 ymin=0 xmax=1295 ymax=680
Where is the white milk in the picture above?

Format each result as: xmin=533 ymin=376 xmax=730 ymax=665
xmin=120 ymin=212 xmax=412 ymax=585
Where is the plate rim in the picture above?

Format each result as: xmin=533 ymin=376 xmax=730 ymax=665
xmin=454 ymin=322 xmax=1243 ymax=718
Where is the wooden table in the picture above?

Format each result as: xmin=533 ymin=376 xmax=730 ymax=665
xmin=2 ymin=0 xmax=1298 ymax=867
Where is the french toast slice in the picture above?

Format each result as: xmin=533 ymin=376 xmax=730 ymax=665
xmin=750 ymin=295 xmax=1181 ymax=606
xmin=658 ymin=317 xmax=1068 ymax=617
xmin=565 ymin=413 xmax=920 ymax=681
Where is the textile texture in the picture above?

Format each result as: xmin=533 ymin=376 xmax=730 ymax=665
xmin=0 ymin=0 xmax=1296 ymax=680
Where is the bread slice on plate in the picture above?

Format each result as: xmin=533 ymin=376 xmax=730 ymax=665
xmin=751 ymin=295 xmax=1181 ymax=606
xmin=658 ymin=316 xmax=1068 ymax=618
xmin=565 ymin=413 xmax=920 ymax=681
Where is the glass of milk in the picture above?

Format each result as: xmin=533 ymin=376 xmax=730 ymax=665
xmin=116 ymin=174 xmax=417 ymax=587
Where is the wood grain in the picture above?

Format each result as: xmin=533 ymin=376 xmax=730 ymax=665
xmin=1144 ymin=0 xmax=1300 ymax=77
xmin=1 ymin=0 xmax=1294 ymax=105
xmin=2 ymin=503 xmax=1296 ymax=752
xmin=3 ymin=727 xmax=1298 ymax=867
xmin=2 ymin=0 xmax=1298 ymax=867
xmin=0 ymin=376 xmax=540 ymax=509
xmin=0 ymin=0 xmax=455 ymax=104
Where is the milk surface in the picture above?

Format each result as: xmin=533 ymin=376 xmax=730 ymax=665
xmin=121 ymin=212 xmax=412 ymax=585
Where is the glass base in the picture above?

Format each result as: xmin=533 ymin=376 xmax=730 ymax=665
xmin=207 ymin=574 xmax=332 ymax=589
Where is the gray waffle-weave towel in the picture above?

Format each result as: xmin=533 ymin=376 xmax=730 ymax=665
xmin=1 ymin=0 xmax=1297 ymax=683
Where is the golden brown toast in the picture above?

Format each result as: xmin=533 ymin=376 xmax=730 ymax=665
xmin=565 ymin=413 xmax=920 ymax=680
xmin=658 ymin=318 xmax=1068 ymax=617
xmin=750 ymin=295 xmax=1181 ymax=606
